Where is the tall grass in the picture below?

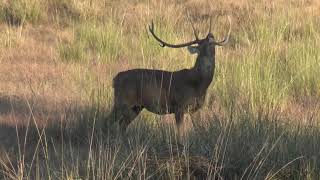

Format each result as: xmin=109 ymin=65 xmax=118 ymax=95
xmin=1 ymin=106 xmax=320 ymax=179
xmin=58 ymin=20 xmax=125 ymax=63
xmin=214 ymin=10 xmax=320 ymax=116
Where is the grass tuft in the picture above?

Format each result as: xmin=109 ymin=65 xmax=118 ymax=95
xmin=1 ymin=0 xmax=43 ymax=25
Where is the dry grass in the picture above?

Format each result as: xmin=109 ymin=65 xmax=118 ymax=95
xmin=0 ymin=0 xmax=320 ymax=179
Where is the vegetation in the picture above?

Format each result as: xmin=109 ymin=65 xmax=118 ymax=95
xmin=0 ymin=0 xmax=319 ymax=179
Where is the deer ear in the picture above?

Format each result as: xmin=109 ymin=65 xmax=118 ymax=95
xmin=187 ymin=46 xmax=199 ymax=54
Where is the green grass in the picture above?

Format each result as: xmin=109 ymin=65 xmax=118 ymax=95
xmin=213 ymin=11 xmax=320 ymax=115
xmin=59 ymin=20 xmax=126 ymax=63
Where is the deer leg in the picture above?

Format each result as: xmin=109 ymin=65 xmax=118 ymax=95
xmin=103 ymin=104 xmax=122 ymax=133
xmin=106 ymin=90 xmax=122 ymax=124
xmin=175 ymin=110 xmax=185 ymax=137
xmin=117 ymin=105 xmax=143 ymax=133
xmin=188 ymin=97 xmax=205 ymax=130
xmin=190 ymin=111 xmax=202 ymax=132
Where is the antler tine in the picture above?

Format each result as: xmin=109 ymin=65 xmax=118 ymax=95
xmin=149 ymin=20 xmax=165 ymax=47
xmin=148 ymin=20 xmax=201 ymax=48
xmin=208 ymin=16 xmax=212 ymax=34
xmin=213 ymin=16 xmax=232 ymax=46
xmin=187 ymin=14 xmax=199 ymax=41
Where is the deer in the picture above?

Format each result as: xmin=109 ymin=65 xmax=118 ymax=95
xmin=107 ymin=16 xmax=231 ymax=134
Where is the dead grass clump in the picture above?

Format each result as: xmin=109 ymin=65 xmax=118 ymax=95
xmin=1 ymin=0 xmax=44 ymax=26
xmin=46 ymin=0 xmax=81 ymax=25
xmin=146 ymin=155 xmax=211 ymax=179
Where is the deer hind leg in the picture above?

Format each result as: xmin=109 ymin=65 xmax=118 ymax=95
xmin=104 ymin=105 xmax=121 ymax=131
xmin=116 ymin=104 xmax=143 ymax=133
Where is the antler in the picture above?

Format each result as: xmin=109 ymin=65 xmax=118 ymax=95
xmin=212 ymin=16 xmax=232 ymax=46
xmin=187 ymin=14 xmax=199 ymax=41
xmin=148 ymin=20 xmax=201 ymax=48
xmin=208 ymin=16 xmax=212 ymax=35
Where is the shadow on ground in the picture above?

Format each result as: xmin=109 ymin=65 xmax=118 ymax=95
xmin=0 ymin=94 xmax=320 ymax=179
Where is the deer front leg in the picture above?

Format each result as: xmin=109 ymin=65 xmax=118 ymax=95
xmin=190 ymin=110 xmax=202 ymax=132
xmin=175 ymin=110 xmax=185 ymax=137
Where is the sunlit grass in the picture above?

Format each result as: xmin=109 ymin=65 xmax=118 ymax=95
xmin=58 ymin=20 xmax=125 ymax=64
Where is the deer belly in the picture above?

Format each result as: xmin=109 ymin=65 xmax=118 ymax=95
xmin=139 ymin=87 xmax=173 ymax=114
xmin=142 ymin=100 xmax=173 ymax=115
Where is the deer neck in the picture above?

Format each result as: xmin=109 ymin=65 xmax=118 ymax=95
xmin=193 ymin=54 xmax=215 ymax=79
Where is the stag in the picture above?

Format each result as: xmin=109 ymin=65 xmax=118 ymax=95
xmin=108 ymin=16 xmax=231 ymax=133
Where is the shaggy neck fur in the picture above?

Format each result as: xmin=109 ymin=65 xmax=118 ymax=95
xmin=192 ymin=45 xmax=216 ymax=79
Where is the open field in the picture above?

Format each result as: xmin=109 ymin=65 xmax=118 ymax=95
xmin=0 ymin=0 xmax=320 ymax=179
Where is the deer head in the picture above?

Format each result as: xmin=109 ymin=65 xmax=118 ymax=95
xmin=149 ymin=16 xmax=231 ymax=76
